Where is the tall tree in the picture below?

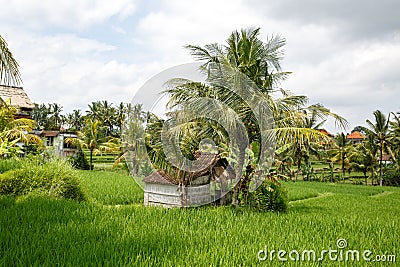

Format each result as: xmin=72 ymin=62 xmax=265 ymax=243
xmin=65 ymin=109 xmax=84 ymax=131
xmin=87 ymin=101 xmax=117 ymax=136
xmin=351 ymin=133 xmax=378 ymax=185
xmin=365 ymin=110 xmax=392 ymax=186
xmin=163 ymin=27 xmax=347 ymax=205
xmin=67 ymin=118 xmax=114 ymax=170
xmin=50 ymin=103 xmax=63 ymax=130
xmin=329 ymin=133 xmax=356 ymax=182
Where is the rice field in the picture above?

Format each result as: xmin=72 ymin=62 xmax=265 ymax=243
xmin=1 ymin=171 xmax=399 ymax=266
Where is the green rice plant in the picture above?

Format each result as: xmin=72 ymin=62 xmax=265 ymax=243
xmin=0 ymin=173 xmax=399 ymax=266
xmin=79 ymin=170 xmax=142 ymax=205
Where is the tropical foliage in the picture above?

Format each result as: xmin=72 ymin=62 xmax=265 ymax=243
xmin=0 ymin=99 xmax=41 ymax=158
xmin=144 ymin=27 xmax=348 ymax=207
xmin=0 ymin=35 xmax=21 ymax=85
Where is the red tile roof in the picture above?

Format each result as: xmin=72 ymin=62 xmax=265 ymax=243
xmin=347 ymin=131 xmax=366 ymax=139
xmin=318 ymin=129 xmax=333 ymax=137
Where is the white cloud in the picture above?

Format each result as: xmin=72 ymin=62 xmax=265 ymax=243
xmin=1 ymin=0 xmax=399 ymax=133
xmin=136 ymin=0 xmax=265 ymax=64
xmin=0 ymin=0 xmax=136 ymax=30
xmin=1 ymin=27 xmax=160 ymax=114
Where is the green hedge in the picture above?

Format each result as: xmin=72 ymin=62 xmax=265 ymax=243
xmin=0 ymin=157 xmax=86 ymax=201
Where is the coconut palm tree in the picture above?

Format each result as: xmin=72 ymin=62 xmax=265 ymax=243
xmin=389 ymin=112 xmax=400 ymax=162
xmin=67 ymin=119 xmax=116 ymax=170
xmin=365 ymin=110 xmax=393 ymax=186
xmin=163 ymin=27 xmax=348 ymax=205
xmin=87 ymin=101 xmax=117 ymax=137
xmin=329 ymin=133 xmax=357 ymax=182
xmin=65 ymin=109 xmax=84 ymax=131
xmin=0 ymin=35 xmax=22 ymax=85
xmin=116 ymin=103 xmax=147 ymax=175
xmin=50 ymin=103 xmax=63 ymax=130
xmin=351 ymin=133 xmax=378 ymax=185
xmin=280 ymin=104 xmax=347 ymax=181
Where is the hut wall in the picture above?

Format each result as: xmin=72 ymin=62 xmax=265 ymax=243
xmin=144 ymin=183 xmax=211 ymax=207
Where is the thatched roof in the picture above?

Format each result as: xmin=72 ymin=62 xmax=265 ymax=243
xmin=0 ymin=85 xmax=34 ymax=110
xmin=143 ymin=152 xmax=223 ymax=185
xmin=143 ymin=171 xmax=177 ymax=185
xmin=191 ymin=152 xmax=219 ymax=178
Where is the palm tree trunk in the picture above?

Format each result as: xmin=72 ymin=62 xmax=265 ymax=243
xmin=341 ymin=152 xmax=345 ymax=183
xmin=232 ymin=150 xmax=246 ymax=207
xmin=90 ymin=149 xmax=93 ymax=171
xmin=371 ymin=166 xmax=375 ymax=186
xmin=295 ymin=154 xmax=301 ymax=181
xmin=379 ymin=147 xmax=383 ymax=186
xmin=364 ymin=171 xmax=367 ymax=185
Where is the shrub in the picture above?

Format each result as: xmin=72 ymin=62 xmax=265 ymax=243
xmin=0 ymin=158 xmax=22 ymax=173
xmin=70 ymin=149 xmax=90 ymax=170
xmin=0 ymin=157 xmax=86 ymax=201
xmin=383 ymin=167 xmax=400 ymax=186
xmin=245 ymin=180 xmax=288 ymax=212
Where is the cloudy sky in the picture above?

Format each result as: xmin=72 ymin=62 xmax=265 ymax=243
xmin=1 ymin=0 xmax=399 ymax=133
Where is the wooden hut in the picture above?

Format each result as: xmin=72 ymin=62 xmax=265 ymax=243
xmin=143 ymin=152 xmax=235 ymax=207
xmin=0 ymin=85 xmax=34 ymax=119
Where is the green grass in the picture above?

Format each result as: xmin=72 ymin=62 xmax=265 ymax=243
xmin=1 ymin=171 xmax=399 ymax=266
xmin=79 ymin=170 xmax=142 ymax=205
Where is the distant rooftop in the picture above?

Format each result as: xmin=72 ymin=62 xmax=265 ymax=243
xmin=0 ymin=85 xmax=34 ymax=110
xmin=347 ymin=131 xmax=366 ymax=139
xmin=318 ymin=129 xmax=333 ymax=137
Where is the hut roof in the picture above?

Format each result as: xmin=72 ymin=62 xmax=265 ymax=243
xmin=142 ymin=171 xmax=177 ymax=185
xmin=41 ymin=130 xmax=59 ymax=137
xmin=318 ymin=128 xmax=333 ymax=137
xmin=192 ymin=152 xmax=219 ymax=178
xmin=0 ymin=85 xmax=34 ymax=110
xmin=143 ymin=152 xmax=220 ymax=184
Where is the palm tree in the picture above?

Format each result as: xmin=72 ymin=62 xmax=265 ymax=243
xmin=64 ymin=109 xmax=84 ymax=131
xmin=50 ymin=103 xmax=63 ymax=130
xmin=281 ymin=104 xmax=347 ymax=181
xmin=365 ymin=110 xmax=393 ymax=186
xmin=164 ymin=27 xmax=348 ymax=205
xmin=87 ymin=101 xmax=101 ymax=120
xmin=351 ymin=134 xmax=378 ymax=185
xmin=329 ymin=133 xmax=357 ymax=182
xmin=389 ymin=112 xmax=400 ymax=162
xmin=116 ymin=103 xmax=147 ymax=175
xmin=115 ymin=102 xmax=127 ymax=136
xmin=87 ymin=101 xmax=117 ymax=136
xmin=0 ymin=35 xmax=22 ymax=85
xmin=67 ymin=119 xmax=115 ymax=170
xmin=32 ymin=103 xmax=50 ymax=130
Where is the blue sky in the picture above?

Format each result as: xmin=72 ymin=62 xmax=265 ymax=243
xmin=1 ymin=0 xmax=399 ymax=133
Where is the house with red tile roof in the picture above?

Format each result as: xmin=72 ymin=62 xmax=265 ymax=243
xmin=347 ymin=131 xmax=366 ymax=144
